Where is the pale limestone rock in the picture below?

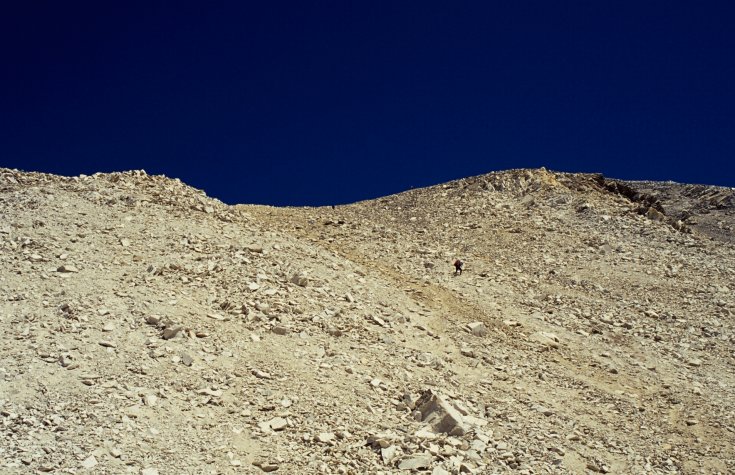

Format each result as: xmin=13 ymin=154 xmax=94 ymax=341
xmin=381 ymin=445 xmax=398 ymax=464
xmin=398 ymin=454 xmax=432 ymax=470
xmin=415 ymin=389 xmax=467 ymax=436
xmin=80 ymin=456 xmax=97 ymax=469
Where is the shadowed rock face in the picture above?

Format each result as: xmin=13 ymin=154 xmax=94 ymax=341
xmin=618 ymin=179 xmax=735 ymax=244
xmin=1 ymin=167 xmax=733 ymax=474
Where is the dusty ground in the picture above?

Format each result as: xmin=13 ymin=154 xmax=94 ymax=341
xmin=1 ymin=167 xmax=733 ymax=474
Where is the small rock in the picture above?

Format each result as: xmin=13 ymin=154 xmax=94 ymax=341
xmin=316 ymin=432 xmax=335 ymax=443
xmin=141 ymin=469 xmax=159 ymax=475
xmin=80 ymin=456 xmax=97 ymax=469
xmin=252 ymin=369 xmax=272 ymax=379
xmin=471 ymin=439 xmax=487 ymax=452
xmin=99 ymin=340 xmax=116 ymax=348
xmin=467 ymin=322 xmax=487 ymax=337
xmin=59 ymin=354 xmax=73 ymax=367
xmin=503 ymin=319 xmax=521 ymax=327
xmin=181 ymin=353 xmax=194 ymax=367
xmin=463 ymin=415 xmax=488 ymax=427
xmin=367 ymin=433 xmax=396 ymax=449
xmin=499 ymin=451 xmax=515 ymax=461
xmin=162 ymin=326 xmax=182 ymax=340
xmin=398 ymin=454 xmax=432 ymax=470
xmin=253 ymin=461 xmax=279 ymax=472
xmin=530 ymin=332 xmax=560 ymax=349
xmin=460 ymin=347 xmax=476 ymax=358
xmin=120 ymin=238 xmax=131 ymax=247
xmin=381 ymin=445 xmax=398 ymax=464
xmin=102 ymin=323 xmax=115 ymax=332
xmin=548 ymin=446 xmax=565 ymax=456
xmin=687 ymin=358 xmax=702 ymax=367
xmin=370 ymin=315 xmax=387 ymax=327
xmin=586 ymin=462 xmax=603 ymax=473
xmin=289 ymin=273 xmax=309 ymax=287
xmin=260 ymin=417 xmax=288 ymax=432
xmin=196 ymin=388 xmax=223 ymax=397
xmin=415 ymin=428 xmax=438 ymax=439
xmin=57 ymin=265 xmax=78 ymax=273
xmin=416 ymin=353 xmax=434 ymax=367
xmin=143 ymin=394 xmax=158 ymax=407
xmin=271 ymin=326 xmax=289 ymax=336
xmin=146 ymin=315 xmax=161 ymax=325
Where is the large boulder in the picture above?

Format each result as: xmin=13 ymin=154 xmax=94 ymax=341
xmin=414 ymin=390 xmax=467 ymax=436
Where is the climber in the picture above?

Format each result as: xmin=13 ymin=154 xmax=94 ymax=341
xmin=453 ymin=259 xmax=464 ymax=275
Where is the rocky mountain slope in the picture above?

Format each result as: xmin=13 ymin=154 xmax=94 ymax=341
xmin=1 ymin=167 xmax=733 ymax=474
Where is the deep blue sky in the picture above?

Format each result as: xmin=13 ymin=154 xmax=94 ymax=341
xmin=2 ymin=2 xmax=734 ymax=205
